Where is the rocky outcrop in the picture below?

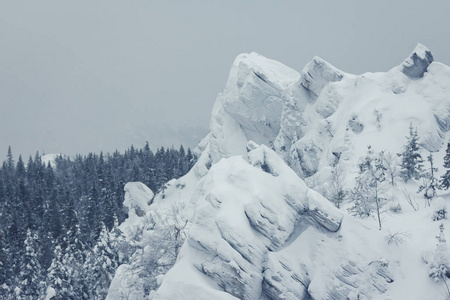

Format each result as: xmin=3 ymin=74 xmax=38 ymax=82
xmin=201 ymin=52 xmax=299 ymax=164
xmin=154 ymin=144 xmax=345 ymax=299
xmin=300 ymin=56 xmax=344 ymax=99
xmin=401 ymin=43 xmax=434 ymax=79
xmin=108 ymin=45 xmax=450 ymax=300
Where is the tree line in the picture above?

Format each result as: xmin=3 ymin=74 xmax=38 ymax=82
xmin=0 ymin=143 xmax=195 ymax=299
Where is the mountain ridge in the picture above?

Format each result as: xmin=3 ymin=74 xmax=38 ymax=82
xmin=107 ymin=44 xmax=450 ymax=300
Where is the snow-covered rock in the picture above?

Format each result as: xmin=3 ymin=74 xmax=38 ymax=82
xmin=198 ymin=52 xmax=299 ymax=164
xmin=108 ymin=44 xmax=450 ymax=300
xmin=154 ymin=143 xmax=344 ymax=300
xmin=123 ymin=182 xmax=154 ymax=218
xmin=120 ymin=182 xmax=154 ymax=238
xmin=300 ymin=56 xmax=344 ymax=99
xmin=401 ymin=43 xmax=434 ymax=79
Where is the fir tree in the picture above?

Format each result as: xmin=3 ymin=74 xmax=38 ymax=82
xmin=399 ymin=123 xmax=423 ymax=182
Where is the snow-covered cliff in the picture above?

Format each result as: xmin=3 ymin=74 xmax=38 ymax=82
xmin=107 ymin=45 xmax=450 ymax=300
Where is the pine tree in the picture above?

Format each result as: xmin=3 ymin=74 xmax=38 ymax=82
xmin=440 ymin=143 xmax=450 ymax=190
xmin=399 ymin=123 xmax=423 ymax=182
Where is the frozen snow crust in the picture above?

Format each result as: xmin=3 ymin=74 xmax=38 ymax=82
xmin=107 ymin=45 xmax=450 ymax=300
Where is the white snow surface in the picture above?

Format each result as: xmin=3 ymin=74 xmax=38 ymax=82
xmin=108 ymin=45 xmax=450 ymax=300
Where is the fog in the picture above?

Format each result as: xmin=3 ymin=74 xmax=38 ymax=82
xmin=1 ymin=0 xmax=449 ymax=158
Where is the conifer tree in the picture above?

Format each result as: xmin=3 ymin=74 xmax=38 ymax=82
xmin=6 ymin=146 xmax=14 ymax=177
xmin=0 ymin=229 xmax=12 ymax=293
xmin=46 ymin=245 xmax=70 ymax=300
xmin=84 ymin=222 xmax=119 ymax=299
xmin=418 ymin=152 xmax=438 ymax=206
xmin=399 ymin=123 xmax=423 ymax=182
xmin=428 ymin=223 xmax=450 ymax=296
xmin=62 ymin=223 xmax=88 ymax=299
xmin=440 ymin=143 xmax=450 ymax=190
xmin=16 ymin=229 xmax=45 ymax=300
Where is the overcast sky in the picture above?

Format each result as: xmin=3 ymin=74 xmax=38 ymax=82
xmin=1 ymin=0 xmax=449 ymax=159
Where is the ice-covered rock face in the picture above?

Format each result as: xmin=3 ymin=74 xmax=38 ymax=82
xmin=401 ymin=43 xmax=434 ymax=79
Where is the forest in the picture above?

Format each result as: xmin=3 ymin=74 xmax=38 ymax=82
xmin=0 ymin=143 xmax=195 ymax=299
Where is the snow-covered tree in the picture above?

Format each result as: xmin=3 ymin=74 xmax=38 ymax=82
xmin=380 ymin=151 xmax=399 ymax=186
xmin=15 ymin=229 xmax=45 ymax=300
xmin=428 ymin=223 xmax=450 ymax=296
xmin=350 ymin=147 xmax=389 ymax=230
xmin=326 ymin=163 xmax=347 ymax=208
xmin=47 ymin=225 xmax=88 ymax=300
xmin=84 ymin=222 xmax=120 ymax=299
xmin=440 ymin=143 xmax=450 ymax=190
xmin=399 ymin=123 xmax=423 ymax=182
xmin=46 ymin=246 xmax=69 ymax=299
xmin=62 ymin=224 xmax=88 ymax=299
xmin=418 ymin=152 xmax=438 ymax=207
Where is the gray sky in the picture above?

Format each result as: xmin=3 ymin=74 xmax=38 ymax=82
xmin=1 ymin=0 xmax=449 ymax=159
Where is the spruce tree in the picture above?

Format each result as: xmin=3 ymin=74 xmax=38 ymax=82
xmin=46 ymin=245 xmax=69 ymax=299
xmin=84 ymin=222 xmax=119 ymax=299
xmin=399 ymin=123 xmax=423 ymax=182
xmin=16 ymin=229 xmax=45 ymax=300
xmin=440 ymin=143 xmax=450 ymax=190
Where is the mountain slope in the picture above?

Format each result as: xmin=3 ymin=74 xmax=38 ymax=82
xmin=107 ymin=45 xmax=450 ymax=300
